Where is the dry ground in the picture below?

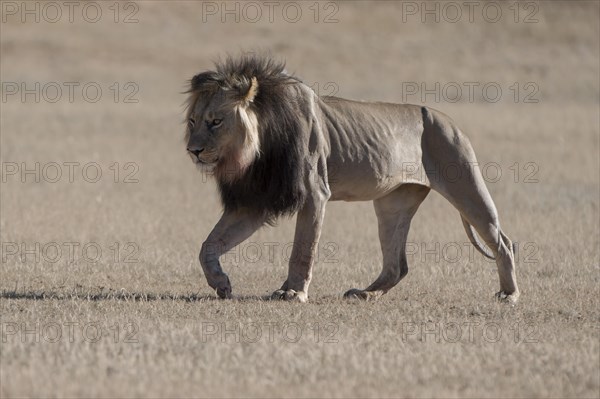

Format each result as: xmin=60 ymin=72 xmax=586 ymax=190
xmin=1 ymin=1 xmax=599 ymax=398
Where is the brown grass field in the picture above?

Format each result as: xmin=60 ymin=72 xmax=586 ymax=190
xmin=1 ymin=1 xmax=599 ymax=397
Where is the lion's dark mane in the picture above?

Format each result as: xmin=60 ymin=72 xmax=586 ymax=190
xmin=190 ymin=55 xmax=309 ymax=223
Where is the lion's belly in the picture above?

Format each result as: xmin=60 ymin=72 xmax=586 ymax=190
xmin=327 ymin=158 xmax=429 ymax=202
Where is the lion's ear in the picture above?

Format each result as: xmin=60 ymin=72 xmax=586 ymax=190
xmin=242 ymin=77 xmax=258 ymax=106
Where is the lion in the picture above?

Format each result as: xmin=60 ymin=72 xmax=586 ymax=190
xmin=184 ymin=54 xmax=520 ymax=304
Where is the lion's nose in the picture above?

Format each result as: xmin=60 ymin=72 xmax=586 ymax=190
xmin=188 ymin=148 xmax=204 ymax=158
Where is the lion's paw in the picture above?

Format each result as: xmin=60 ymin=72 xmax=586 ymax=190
xmin=270 ymin=289 xmax=308 ymax=303
xmin=343 ymin=288 xmax=379 ymax=301
xmin=216 ymin=285 xmax=232 ymax=299
xmin=212 ymin=276 xmax=232 ymax=299
xmin=495 ymin=290 xmax=520 ymax=305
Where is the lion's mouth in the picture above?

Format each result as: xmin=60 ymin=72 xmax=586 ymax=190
xmin=188 ymin=151 xmax=218 ymax=165
xmin=198 ymin=157 xmax=218 ymax=165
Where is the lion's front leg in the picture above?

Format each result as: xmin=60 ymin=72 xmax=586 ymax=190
xmin=271 ymin=192 xmax=329 ymax=303
xmin=200 ymin=210 xmax=265 ymax=299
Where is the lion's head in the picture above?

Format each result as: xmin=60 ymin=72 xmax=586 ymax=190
xmin=185 ymin=54 xmax=309 ymax=221
xmin=185 ymin=71 xmax=260 ymax=182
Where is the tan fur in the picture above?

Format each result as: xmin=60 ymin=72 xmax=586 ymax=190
xmin=186 ymin=55 xmax=520 ymax=304
xmin=244 ymin=77 xmax=258 ymax=105
xmin=214 ymin=105 xmax=260 ymax=182
xmin=186 ymin=79 xmax=261 ymax=182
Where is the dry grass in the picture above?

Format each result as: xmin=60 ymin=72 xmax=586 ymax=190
xmin=1 ymin=1 xmax=599 ymax=398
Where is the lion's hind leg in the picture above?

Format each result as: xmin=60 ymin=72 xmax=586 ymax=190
xmin=433 ymin=171 xmax=520 ymax=304
xmin=421 ymin=108 xmax=519 ymax=303
xmin=344 ymin=184 xmax=430 ymax=300
xmin=464 ymin=214 xmax=520 ymax=304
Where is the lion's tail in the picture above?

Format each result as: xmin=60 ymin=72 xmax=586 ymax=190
xmin=461 ymin=215 xmax=496 ymax=260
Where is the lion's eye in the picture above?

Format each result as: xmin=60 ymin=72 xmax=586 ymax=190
xmin=206 ymin=119 xmax=222 ymax=129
